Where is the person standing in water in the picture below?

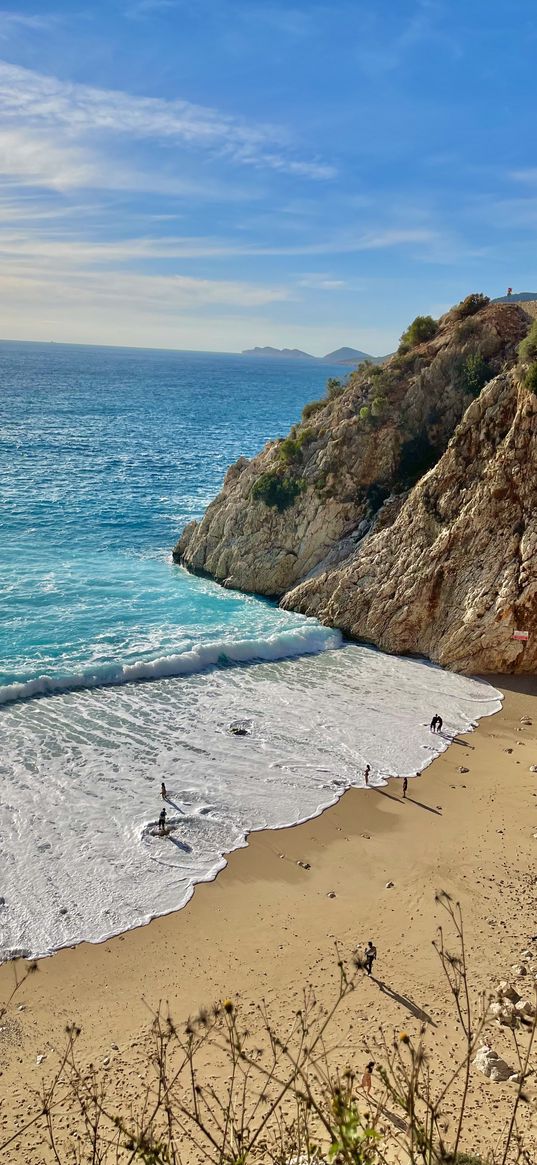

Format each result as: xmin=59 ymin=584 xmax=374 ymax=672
xmin=402 ymin=777 xmax=408 ymax=799
xmin=158 ymin=807 xmax=167 ymax=836
xmin=161 ymin=781 xmax=167 ymax=800
xmin=364 ymin=764 xmax=371 ymax=786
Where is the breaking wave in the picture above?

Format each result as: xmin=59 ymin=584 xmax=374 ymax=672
xmin=0 ymin=623 xmax=342 ymax=707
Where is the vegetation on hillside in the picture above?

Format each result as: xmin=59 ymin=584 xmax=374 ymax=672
xmin=518 ymin=321 xmax=537 ymax=364
xmin=452 ymin=293 xmax=490 ymax=320
xmin=251 ymin=470 xmax=304 ymax=511
xmin=524 ymin=361 xmax=537 ymax=392
xmin=399 ymin=315 xmax=439 ymax=352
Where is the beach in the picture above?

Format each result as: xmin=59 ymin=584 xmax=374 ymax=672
xmin=1 ymin=675 xmax=537 ymax=1161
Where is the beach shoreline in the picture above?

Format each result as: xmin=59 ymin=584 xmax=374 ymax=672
xmin=1 ymin=674 xmax=537 ymax=1161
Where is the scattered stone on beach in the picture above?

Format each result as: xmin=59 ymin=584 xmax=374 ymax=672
xmin=457 ymin=766 xmax=470 ymax=773
xmin=297 ymin=860 xmax=311 ymax=870
xmin=361 ymin=833 xmax=371 ymax=839
xmin=60 ymin=907 xmax=68 ymax=915
xmin=327 ymin=890 xmax=336 ymax=899
xmin=511 ymin=964 xmax=528 ymax=977
xmin=473 ymin=1044 xmax=516 ymax=1082
xmin=521 ymin=717 xmax=532 ymax=725
xmin=35 ymin=1054 xmax=46 ymax=1066
xmin=530 ymin=765 xmax=537 ymax=773
xmin=504 ymin=748 xmax=513 ymax=753
xmin=385 ymin=880 xmax=395 ymax=889
xmin=515 ymin=999 xmax=535 ymax=1017
xmin=497 ymin=981 xmax=521 ymax=1002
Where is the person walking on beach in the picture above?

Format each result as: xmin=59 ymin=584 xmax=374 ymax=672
xmin=158 ymin=807 xmax=167 ymax=836
xmin=364 ymin=764 xmax=371 ymax=786
xmin=161 ymin=781 xmax=167 ymax=800
xmin=402 ymin=776 xmax=408 ymax=799
xmin=364 ymin=940 xmax=377 ymax=976
xmin=361 ymin=1061 xmax=375 ymax=1095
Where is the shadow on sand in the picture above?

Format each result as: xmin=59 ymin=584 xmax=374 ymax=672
xmin=374 ymin=788 xmax=441 ymax=815
xmin=374 ymin=978 xmax=436 ymax=1025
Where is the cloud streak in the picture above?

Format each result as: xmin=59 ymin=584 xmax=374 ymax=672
xmin=0 ymin=9 xmax=56 ymax=36
xmin=0 ymin=59 xmax=336 ymax=186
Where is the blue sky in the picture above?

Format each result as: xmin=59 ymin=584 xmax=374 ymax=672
xmin=0 ymin=0 xmax=536 ymax=354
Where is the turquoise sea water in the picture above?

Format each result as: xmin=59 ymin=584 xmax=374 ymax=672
xmin=0 ymin=341 xmax=501 ymax=960
xmin=1 ymin=341 xmax=345 ymax=698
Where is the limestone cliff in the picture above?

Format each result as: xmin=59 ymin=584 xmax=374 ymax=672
xmin=174 ymin=298 xmax=536 ymax=673
xmin=283 ymin=366 xmax=537 ymax=673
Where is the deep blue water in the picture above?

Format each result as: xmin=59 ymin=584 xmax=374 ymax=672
xmin=1 ymin=341 xmax=344 ymax=698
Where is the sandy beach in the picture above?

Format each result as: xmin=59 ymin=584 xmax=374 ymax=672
xmin=1 ymin=675 xmax=537 ymax=1162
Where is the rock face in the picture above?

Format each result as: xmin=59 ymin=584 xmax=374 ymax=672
xmin=174 ymin=300 xmax=537 ymax=673
xmin=284 ymin=367 xmax=537 ymax=673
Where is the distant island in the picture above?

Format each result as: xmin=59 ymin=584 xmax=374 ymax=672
xmin=241 ymin=345 xmax=378 ymax=365
xmin=493 ymin=291 xmax=537 ymax=303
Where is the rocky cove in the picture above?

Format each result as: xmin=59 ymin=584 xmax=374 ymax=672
xmin=173 ymin=296 xmax=537 ymax=674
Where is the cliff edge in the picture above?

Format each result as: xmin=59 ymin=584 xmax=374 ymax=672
xmin=174 ymin=297 xmax=536 ymax=673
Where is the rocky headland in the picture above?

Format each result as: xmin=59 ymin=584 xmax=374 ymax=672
xmin=174 ymin=296 xmax=537 ymax=673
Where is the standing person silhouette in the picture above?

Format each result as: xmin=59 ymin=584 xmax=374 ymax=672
xmin=364 ymin=764 xmax=371 ymax=786
xmin=361 ymin=1062 xmax=375 ymax=1095
xmin=402 ymin=777 xmax=408 ymax=798
xmin=158 ymin=807 xmax=167 ymax=835
xmin=364 ymin=940 xmax=377 ymax=976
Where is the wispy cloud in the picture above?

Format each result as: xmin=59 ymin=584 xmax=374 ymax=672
xmin=0 ymin=9 xmax=56 ymax=36
xmin=296 ymin=272 xmax=348 ymax=290
xmin=0 ymin=59 xmax=336 ymax=187
xmin=510 ymin=169 xmax=537 ymax=185
xmin=0 ymin=126 xmax=95 ymax=190
xmin=0 ymin=225 xmax=439 ymax=264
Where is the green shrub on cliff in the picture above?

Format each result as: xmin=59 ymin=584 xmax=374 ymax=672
xmin=452 ymin=292 xmax=490 ymax=319
xmin=278 ymin=428 xmax=314 ymax=464
xmin=326 ymin=376 xmax=344 ymax=400
xmin=518 ymin=320 xmax=537 ymax=363
xmin=458 ymin=352 xmax=492 ymax=396
xmin=251 ymin=471 xmax=304 ymax=512
xmin=371 ymin=395 xmax=387 ymax=417
xmin=399 ymin=314 xmax=438 ymax=352
xmin=524 ymin=360 xmax=537 ymax=391
xmin=301 ymin=398 xmax=325 ymax=421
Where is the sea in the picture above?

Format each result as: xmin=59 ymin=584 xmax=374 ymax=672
xmin=0 ymin=340 xmax=501 ymax=961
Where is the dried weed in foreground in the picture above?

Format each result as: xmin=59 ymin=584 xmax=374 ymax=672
xmin=0 ymin=895 xmax=535 ymax=1164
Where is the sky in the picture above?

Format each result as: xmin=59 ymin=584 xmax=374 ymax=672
xmin=0 ymin=0 xmax=536 ymax=355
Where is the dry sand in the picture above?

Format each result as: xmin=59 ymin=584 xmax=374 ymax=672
xmin=1 ymin=675 xmax=537 ymax=1161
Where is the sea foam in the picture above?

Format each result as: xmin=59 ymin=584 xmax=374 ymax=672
xmin=0 ymin=643 xmax=501 ymax=962
xmin=0 ymin=624 xmax=341 ymax=707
